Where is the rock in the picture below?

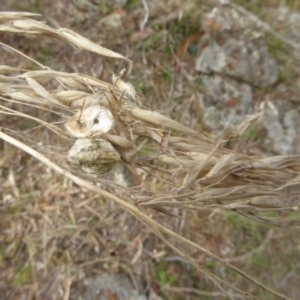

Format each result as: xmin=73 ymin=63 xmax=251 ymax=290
xmin=84 ymin=273 xmax=144 ymax=300
xmin=68 ymin=138 xmax=121 ymax=174
xmin=261 ymin=105 xmax=300 ymax=155
xmin=196 ymin=38 xmax=278 ymax=87
xmin=276 ymin=7 xmax=300 ymax=41
xmin=196 ymin=6 xmax=279 ymax=87
xmin=195 ymin=41 xmax=226 ymax=74
xmin=202 ymin=106 xmax=228 ymax=131
xmin=201 ymin=75 xmax=253 ymax=110
xmin=224 ymin=38 xmax=278 ymax=87
xmin=201 ymin=75 xmax=253 ymax=132
xmin=201 ymin=6 xmax=259 ymax=37
xmin=195 ymin=5 xmax=284 ymax=138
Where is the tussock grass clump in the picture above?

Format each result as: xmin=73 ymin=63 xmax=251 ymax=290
xmin=0 ymin=11 xmax=299 ymax=299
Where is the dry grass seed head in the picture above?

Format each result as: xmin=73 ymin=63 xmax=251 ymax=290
xmin=0 ymin=11 xmax=299 ymax=300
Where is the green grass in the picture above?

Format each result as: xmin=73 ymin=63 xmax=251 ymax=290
xmin=12 ymin=0 xmax=41 ymax=13
xmin=285 ymin=0 xmax=300 ymax=9
xmin=233 ymin=0 xmax=266 ymax=16
xmin=156 ymin=261 xmax=178 ymax=286
xmin=36 ymin=45 xmax=55 ymax=65
xmin=224 ymin=211 xmax=266 ymax=253
xmin=168 ymin=13 xmax=200 ymax=39
xmin=13 ymin=264 xmax=33 ymax=287
xmin=124 ymin=0 xmax=138 ymax=11
xmin=251 ymin=252 xmax=271 ymax=269
xmin=161 ymin=69 xmax=174 ymax=85
xmin=136 ymin=35 xmax=160 ymax=52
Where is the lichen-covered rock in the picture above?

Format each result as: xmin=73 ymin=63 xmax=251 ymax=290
xmin=194 ymin=5 xmax=284 ymax=138
xmin=68 ymin=138 xmax=121 ymax=174
xmin=202 ymin=74 xmax=253 ymax=110
xmin=202 ymin=106 xmax=228 ymax=131
xmin=84 ymin=273 xmax=147 ymax=300
xmin=276 ymin=7 xmax=300 ymax=41
xmin=199 ymin=74 xmax=253 ymax=132
xmin=196 ymin=38 xmax=278 ymax=87
xmin=196 ymin=6 xmax=279 ymax=87
xmin=261 ymin=103 xmax=300 ymax=155
xmin=195 ymin=41 xmax=227 ymax=74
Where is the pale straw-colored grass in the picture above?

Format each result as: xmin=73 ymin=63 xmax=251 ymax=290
xmin=0 ymin=12 xmax=299 ymax=299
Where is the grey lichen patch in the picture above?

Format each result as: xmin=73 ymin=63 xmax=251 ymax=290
xmin=202 ymin=75 xmax=253 ymax=109
xmin=203 ymin=106 xmax=228 ymax=130
xmin=196 ymin=38 xmax=278 ymax=87
xmin=197 ymin=6 xmax=279 ymax=88
xmin=195 ymin=41 xmax=227 ymax=74
xmin=68 ymin=138 xmax=121 ymax=174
